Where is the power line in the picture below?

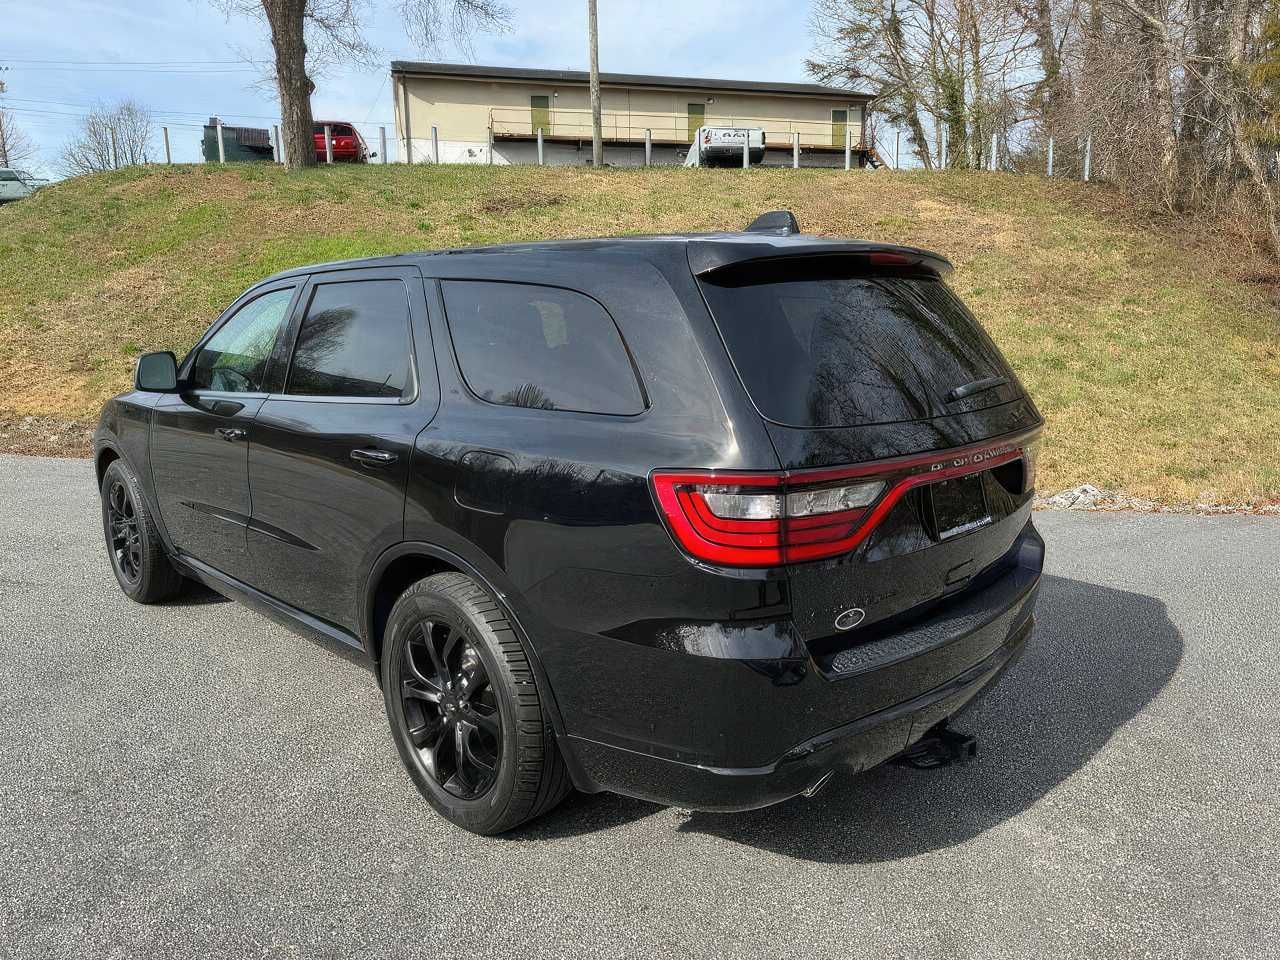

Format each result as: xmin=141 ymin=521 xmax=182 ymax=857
xmin=8 ymin=66 xmax=258 ymax=74
xmin=1 ymin=103 xmax=395 ymax=129
xmin=0 ymin=57 xmax=249 ymax=65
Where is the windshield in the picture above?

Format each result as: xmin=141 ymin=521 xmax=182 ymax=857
xmin=700 ymin=263 xmax=1018 ymax=428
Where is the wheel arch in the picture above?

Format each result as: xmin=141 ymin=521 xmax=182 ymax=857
xmin=361 ymin=541 xmax=572 ymax=747
xmin=362 ymin=541 xmax=590 ymax=787
xmin=95 ymin=442 xmax=122 ymax=489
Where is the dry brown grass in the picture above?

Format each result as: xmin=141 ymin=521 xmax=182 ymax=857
xmin=1 ymin=163 xmax=1277 ymax=504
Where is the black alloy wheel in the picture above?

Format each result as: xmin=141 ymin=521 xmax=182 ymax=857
xmin=99 ymin=458 xmax=184 ymax=603
xmin=106 ymin=478 xmax=142 ymax=585
xmin=382 ymin=572 xmax=571 ymax=834
xmin=400 ymin=618 xmax=502 ymax=800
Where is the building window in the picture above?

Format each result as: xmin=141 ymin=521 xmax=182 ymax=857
xmin=687 ymin=103 xmax=705 ymax=143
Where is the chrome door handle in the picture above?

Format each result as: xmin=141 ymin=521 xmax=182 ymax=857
xmin=216 ymin=427 xmax=247 ymax=442
xmin=350 ymin=448 xmax=398 ymax=467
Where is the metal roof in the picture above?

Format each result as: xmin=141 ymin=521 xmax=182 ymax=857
xmin=390 ymin=61 xmax=871 ymax=101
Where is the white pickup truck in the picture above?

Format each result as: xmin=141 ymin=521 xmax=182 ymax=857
xmin=0 ymin=168 xmax=46 ymax=204
xmin=683 ymin=127 xmax=766 ymax=167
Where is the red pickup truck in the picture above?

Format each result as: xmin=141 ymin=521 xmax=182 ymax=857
xmin=312 ymin=122 xmax=371 ymax=163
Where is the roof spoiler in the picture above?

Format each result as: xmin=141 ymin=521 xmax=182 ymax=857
xmin=689 ymin=238 xmax=954 ymax=278
xmin=745 ymin=210 xmax=801 ymax=236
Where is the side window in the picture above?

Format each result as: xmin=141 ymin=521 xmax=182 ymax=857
xmin=189 ymin=287 xmax=293 ymax=393
xmin=285 ymin=279 xmax=413 ymax=399
xmin=441 ymin=280 xmax=645 ymax=416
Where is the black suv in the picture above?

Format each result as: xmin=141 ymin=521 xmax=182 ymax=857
xmin=95 ymin=212 xmax=1044 ymax=834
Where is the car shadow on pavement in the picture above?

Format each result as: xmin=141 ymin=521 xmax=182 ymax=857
xmin=673 ymin=574 xmax=1184 ymax=863
xmin=160 ymin=581 xmax=230 ymax=606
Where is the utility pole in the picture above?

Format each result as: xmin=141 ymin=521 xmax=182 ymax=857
xmin=0 ymin=67 xmax=11 ymax=167
xmin=588 ymin=0 xmax=602 ymax=166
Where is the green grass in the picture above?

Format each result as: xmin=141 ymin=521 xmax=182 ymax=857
xmin=2 ymin=162 xmax=1278 ymax=505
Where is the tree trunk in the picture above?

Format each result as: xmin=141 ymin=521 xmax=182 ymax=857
xmin=1226 ymin=0 xmax=1280 ymax=254
xmin=265 ymin=0 xmax=316 ymax=170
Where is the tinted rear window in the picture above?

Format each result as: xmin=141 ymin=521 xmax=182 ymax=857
xmin=286 ymin=279 xmax=413 ymax=399
xmin=442 ymin=280 xmax=645 ymax=415
xmin=700 ymin=266 xmax=1016 ymax=428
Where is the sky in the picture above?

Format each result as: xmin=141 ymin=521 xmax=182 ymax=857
xmin=3 ymin=0 xmax=825 ymax=176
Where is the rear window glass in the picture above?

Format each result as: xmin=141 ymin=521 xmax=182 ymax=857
xmin=286 ymin=279 xmax=413 ymax=399
xmin=0 ymin=171 xmax=18 ymax=181
xmin=441 ymin=280 xmax=644 ymax=415
xmin=700 ymin=265 xmax=1016 ymax=428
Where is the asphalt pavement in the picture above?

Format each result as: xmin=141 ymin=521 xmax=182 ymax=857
xmin=1 ymin=453 xmax=1277 ymax=959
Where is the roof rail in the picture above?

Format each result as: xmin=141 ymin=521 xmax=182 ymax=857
xmin=744 ymin=210 xmax=801 ymax=236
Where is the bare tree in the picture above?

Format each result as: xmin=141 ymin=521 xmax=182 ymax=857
xmin=213 ymin=0 xmax=511 ymax=170
xmin=809 ymin=0 xmax=1037 ymax=168
xmin=0 ymin=109 xmax=39 ymax=169
xmin=60 ymin=101 xmax=155 ymax=176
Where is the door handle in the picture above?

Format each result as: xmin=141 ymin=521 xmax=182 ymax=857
xmin=216 ymin=427 xmax=247 ymax=442
xmin=350 ymin=448 xmax=398 ymax=467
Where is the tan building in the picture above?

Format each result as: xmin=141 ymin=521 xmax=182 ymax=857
xmin=390 ymin=61 xmax=875 ymax=167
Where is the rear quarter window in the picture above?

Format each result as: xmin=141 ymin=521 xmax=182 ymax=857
xmin=441 ymin=280 xmax=645 ymax=416
xmin=699 ymin=264 xmax=1018 ymax=428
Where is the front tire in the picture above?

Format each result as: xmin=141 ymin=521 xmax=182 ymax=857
xmin=382 ymin=572 xmax=570 ymax=834
xmin=100 ymin=458 xmax=184 ymax=603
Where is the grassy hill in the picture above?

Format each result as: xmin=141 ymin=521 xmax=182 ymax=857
xmin=2 ymin=163 xmax=1278 ymax=506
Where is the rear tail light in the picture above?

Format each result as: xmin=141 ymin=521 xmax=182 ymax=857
xmin=651 ymin=430 xmax=1040 ymax=568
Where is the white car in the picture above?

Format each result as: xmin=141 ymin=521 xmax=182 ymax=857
xmin=0 ymin=168 xmax=46 ymax=204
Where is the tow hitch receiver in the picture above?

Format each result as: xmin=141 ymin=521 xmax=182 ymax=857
xmin=892 ymin=723 xmax=977 ymax=770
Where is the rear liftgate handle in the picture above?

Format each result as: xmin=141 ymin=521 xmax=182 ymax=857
xmin=350 ymin=448 xmax=399 ymax=467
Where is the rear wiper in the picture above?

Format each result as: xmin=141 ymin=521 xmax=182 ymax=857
xmin=945 ymin=376 xmax=1008 ymax=403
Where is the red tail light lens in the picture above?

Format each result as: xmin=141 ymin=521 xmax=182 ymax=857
xmin=651 ymin=430 xmax=1040 ymax=568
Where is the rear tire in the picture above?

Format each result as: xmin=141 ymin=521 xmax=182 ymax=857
xmin=100 ymin=459 xmax=184 ymax=604
xmin=382 ymin=572 xmax=570 ymax=835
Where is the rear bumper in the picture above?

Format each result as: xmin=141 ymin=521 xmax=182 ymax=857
xmin=566 ymin=615 xmax=1030 ymax=811
xmin=561 ymin=522 xmax=1043 ymax=811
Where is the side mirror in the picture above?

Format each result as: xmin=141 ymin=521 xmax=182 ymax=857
xmin=135 ymin=351 xmax=178 ymax=392
xmin=370 ymin=151 xmax=378 ymax=159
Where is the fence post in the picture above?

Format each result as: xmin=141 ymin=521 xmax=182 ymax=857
xmin=990 ymin=131 xmax=997 ymax=171
xmin=272 ymin=125 xmax=281 ymax=164
xmin=379 ymin=126 xmax=387 ymax=164
xmin=431 ymin=125 xmax=439 ymax=164
xmin=792 ymin=131 xmax=799 ymax=169
xmin=162 ymin=127 xmax=171 ymax=165
xmin=645 ymin=128 xmax=652 ymax=166
xmin=323 ymin=124 xmax=333 ymax=164
xmin=742 ymin=137 xmax=749 ymax=169
xmin=844 ymin=126 xmax=851 ymax=171
xmin=1083 ymin=134 xmax=1093 ymax=181
xmin=1046 ymin=136 xmax=1054 ymax=177
xmin=537 ymin=127 xmax=544 ymax=165
xmin=215 ymin=122 xmax=224 ymax=164
xmin=487 ymin=122 xmax=493 ymax=165
xmin=941 ymin=127 xmax=948 ymax=169
xmin=278 ymin=124 xmax=286 ymax=166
